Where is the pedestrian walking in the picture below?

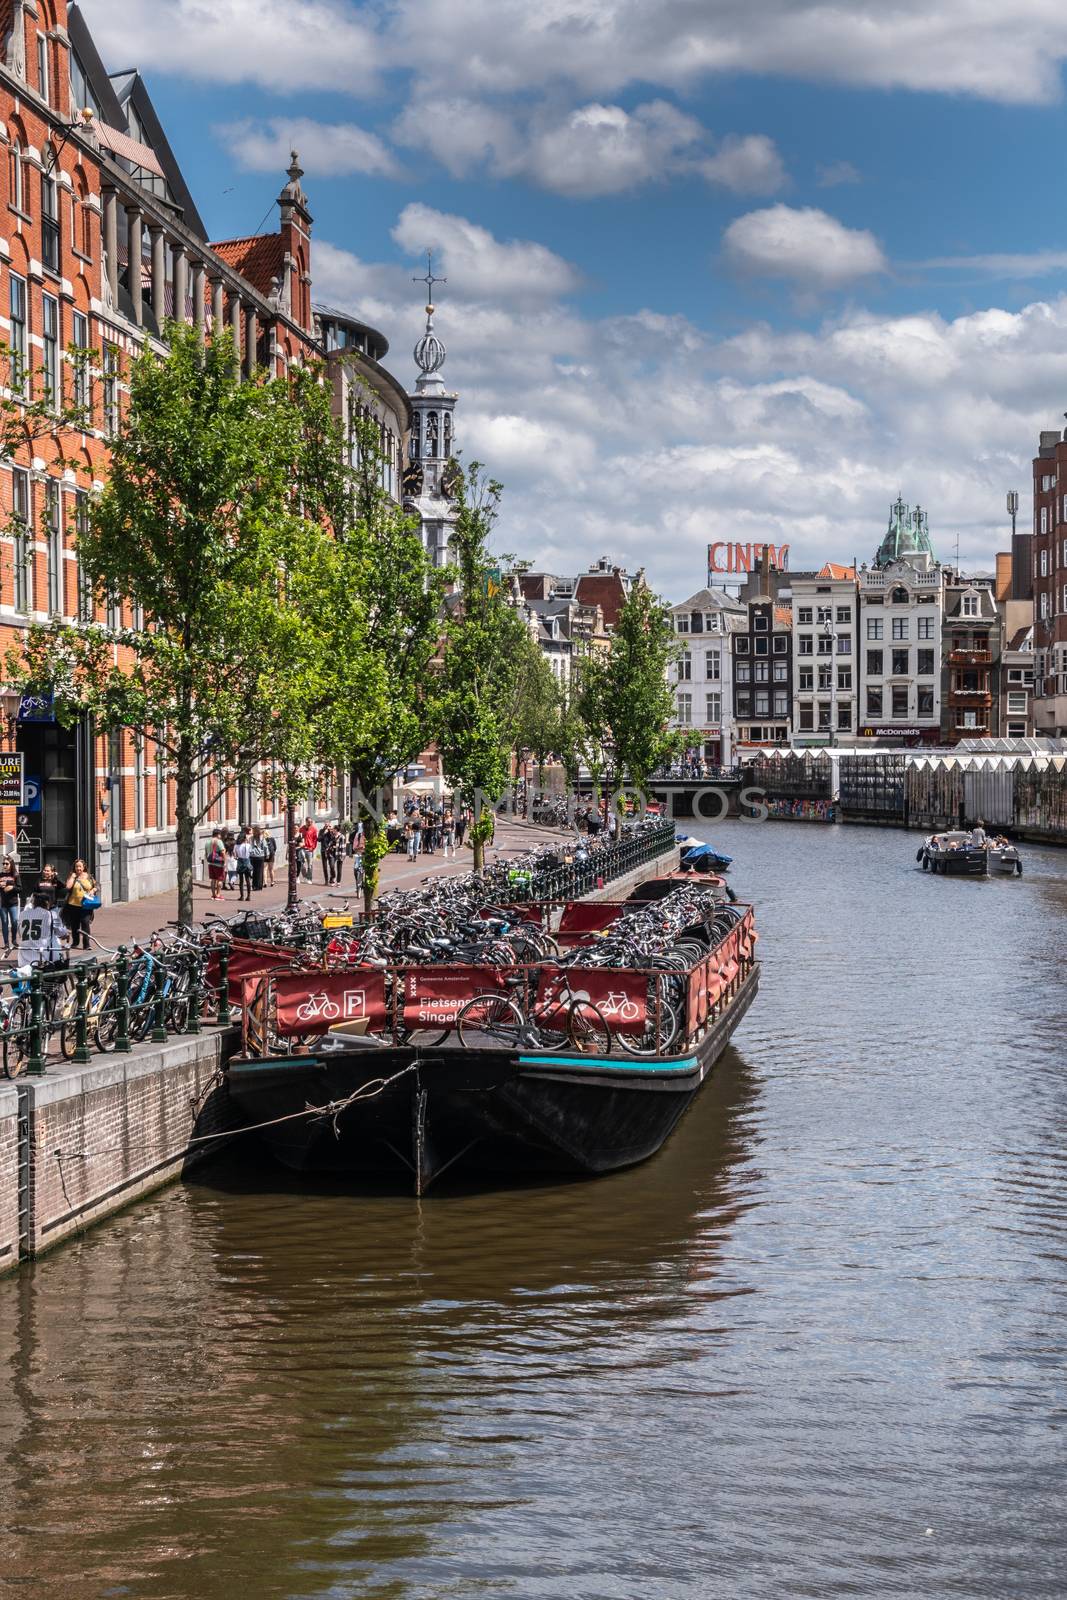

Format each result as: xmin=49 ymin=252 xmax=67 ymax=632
xmin=0 ymin=856 xmax=21 ymax=954
xmin=234 ymin=830 xmax=253 ymax=901
xmin=455 ymin=807 xmax=467 ymax=850
xmin=299 ymin=817 xmax=318 ymax=882
xmin=249 ymin=826 xmax=267 ymax=892
xmin=62 ymin=858 xmax=99 ymax=950
xmin=265 ymin=830 xmax=277 ymax=888
xmin=442 ymin=809 xmax=455 ymax=859
xmin=37 ymin=863 xmax=61 ymax=908
xmin=204 ymin=829 xmax=227 ymax=901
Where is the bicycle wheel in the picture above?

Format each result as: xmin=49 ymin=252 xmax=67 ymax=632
xmin=94 ymin=985 xmax=119 ymax=1052
xmin=566 ymin=999 xmax=613 ymax=1056
xmin=2 ymin=999 xmax=29 ymax=1078
xmin=456 ymin=994 xmax=525 ymax=1050
xmin=167 ymin=975 xmax=191 ymax=1034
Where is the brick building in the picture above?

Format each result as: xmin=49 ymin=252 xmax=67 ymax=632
xmin=0 ymin=0 xmax=411 ymax=901
xmin=1031 ymin=427 xmax=1067 ymax=735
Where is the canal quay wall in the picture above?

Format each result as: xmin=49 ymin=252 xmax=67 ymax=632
xmin=0 ymin=841 xmax=680 ymax=1271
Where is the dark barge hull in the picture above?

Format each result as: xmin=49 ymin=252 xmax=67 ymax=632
xmin=227 ymin=965 xmax=760 ymax=1193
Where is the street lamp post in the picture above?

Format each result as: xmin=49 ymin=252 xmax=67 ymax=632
xmin=823 ymin=616 xmax=837 ymax=748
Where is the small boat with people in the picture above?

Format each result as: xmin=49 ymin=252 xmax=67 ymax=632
xmin=916 ymin=826 xmax=1023 ymax=877
xmin=222 ymin=839 xmax=759 ymax=1194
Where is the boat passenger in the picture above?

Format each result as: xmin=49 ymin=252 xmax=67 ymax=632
xmin=969 ymin=821 xmax=987 ymax=848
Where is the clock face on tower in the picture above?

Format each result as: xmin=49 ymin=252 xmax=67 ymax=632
xmin=402 ymin=462 xmax=423 ymax=497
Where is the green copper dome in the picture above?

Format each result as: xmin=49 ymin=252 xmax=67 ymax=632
xmin=874 ymin=495 xmax=936 ymax=568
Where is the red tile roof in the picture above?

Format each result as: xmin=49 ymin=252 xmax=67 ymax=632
xmin=819 ymin=561 xmax=856 ymax=579
xmin=210 ymin=233 xmax=284 ymax=298
xmin=774 ymin=605 xmax=793 ymax=627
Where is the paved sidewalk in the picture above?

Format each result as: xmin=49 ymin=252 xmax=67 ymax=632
xmin=86 ymin=817 xmax=573 ymax=947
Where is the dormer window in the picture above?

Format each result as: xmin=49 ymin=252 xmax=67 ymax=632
xmin=962 ymin=595 xmax=979 ymax=617
xmin=891 ymin=586 xmax=909 ymax=605
xmin=675 ymin=615 xmax=689 ymax=633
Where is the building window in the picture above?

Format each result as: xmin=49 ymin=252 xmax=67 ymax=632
xmin=754 ymin=637 xmax=769 ymax=655
xmin=107 ymin=588 xmax=121 ymax=630
xmin=155 ymin=738 xmax=169 ymax=828
xmin=867 ymin=617 xmax=883 ymax=640
xmin=42 ymin=293 xmax=59 ymax=408
xmin=773 ymin=692 xmax=789 ymax=718
xmin=866 ymin=686 xmax=882 ymax=716
xmin=9 ymin=139 xmax=24 ymax=212
xmin=837 ymin=666 xmax=852 ymax=690
xmin=837 ymin=703 xmax=851 ymax=730
xmin=798 ymin=635 xmax=813 ymax=655
xmin=45 ymin=479 xmax=62 ymax=615
xmin=705 ymin=649 xmax=720 ymax=680
xmin=12 ymin=468 xmax=32 ymax=613
xmin=690 ymin=612 xmax=704 ymax=635
xmin=71 ymin=310 xmax=90 ymax=411
xmin=962 ymin=595 xmax=979 ymax=617
xmin=891 ymin=686 xmax=909 ymax=717
xmin=676 ymin=692 xmax=692 ymax=725
xmin=1039 ymin=549 xmax=1048 ymax=577
xmin=891 ymin=586 xmax=909 ymax=605
xmin=957 ymin=709 xmax=979 ymax=729
xmin=817 ymin=635 xmax=833 ymax=655
xmin=891 ymin=648 xmax=908 ymax=676
xmin=1040 ymin=507 xmax=1048 ymax=535
xmin=755 ymin=691 xmax=770 ymax=716
xmin=917 ymin=686 xmax=934 ymax=717
xmin=41 ymin=164 xmax=60 ymax=271
xmin=753 ymin=614 xmax=769 ymax=632
xmin=9 ymin=273 xmax=27 ymax=394
xmin=915 ymin=648 xmax=934 ymax=676
xmin=892 ymin=616 xmax=909 ymax=640
xmin=675 ymin=614 xmax=689 ymax=633
xmin=37 ymin=32 xmax=49 ymax=102
xmin=735 ymin=636 xmax=749 ymax=654
xmin=74 ymin=491 xmax=93 ymax=621
xmin=799 ymin=666 xmax=813 ymax=690
xmin=773 ymin=661 xmax=788 ymax=682
xmin=773 ymin=635 xmax=788 ymax=654
xmin=799 ymin=704 xmax=814 ymax=731
xmin=706 ymin=692 xmax=721 ymax=724
xmin=1040 ymin=591 xmax=1050 ymax=620
xmin=818 ymin=665 xmax=833 ymax=691
xmin=817 ymin=702 xmax=831 ymax=729
xmin=817 ymin=606 xmax=832 ymax=623
xmin=797 ymin=607 xmax=812 ymax=624
xmin=677 ymin=650 xmax=691 ymax=682
xmin=1007 ymin=691 xmax=1028 ymax=714
xmin=103 ymin=345 xmax=120 ymax=434
xmin=917 ymin=616 xmax=934 ymax=640
xmin=754 ymin=660 xmax=769 ymax=683
xmin=867 ymin=649 xmax=883 ymax=676
xmin=736 ymin=693 xmax=751 ymax=716
xmin=736 ymin=662 xmax=751 ymax=683
xmin=835 ymin=606 xmax=851 ymax=625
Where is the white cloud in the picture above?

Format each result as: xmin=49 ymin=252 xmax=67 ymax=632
xmin=921 ymin=251 xmax=1067 ymax=277
xmin=817 ymin=160 xmax=862 ymax=187
xmin=700 ymin=134 xmax=787 ymax=195
xmin=724 ymin=204 xmax=888 ymax=288
xmin=83 ymin=0 xmax=1067 ymax=105
xmin=520 ymin=100 xmax=704 ymax=197
xmin=220 ymin=117 xmax=402 ymax=179
xmin=79 ymin=0 xmax=383 ymax=94
xmin=390 ymin=203 xmax=583 ymax=301
xmin=392 ymin=96 xmax=521 ymax=179
xmin=309 ymin=207 xmax=1053 ymax=597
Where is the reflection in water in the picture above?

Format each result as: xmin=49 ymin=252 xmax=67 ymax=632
xmin=0 ymin=821 xmax=1065 ymax=1599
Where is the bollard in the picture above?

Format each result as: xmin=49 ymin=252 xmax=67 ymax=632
xmin=150 ymin=956 xmax=168 ymax=1043
xmin=26 ymin=970 xmax=46 ymax=1076
xmin=114 ymin=948 xmax=132 ymax=1054
xmin=216 ymin=944 xmax=232 ymax=1027
xmin=72 ymin=962 xmax=92 ymax=1065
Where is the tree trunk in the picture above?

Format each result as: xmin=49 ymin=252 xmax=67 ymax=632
xmin=362 ymin=813 xmax=385 ymax=919
xmin=175 ymin=736 xmax=195 ymax=928
xmin=472 ymin=832 xmax=484 ymax=872
xmin=286 ymin=796 xmax=299 ymax=913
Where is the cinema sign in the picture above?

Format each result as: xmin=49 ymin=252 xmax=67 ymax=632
xmin=707 ymin=542 xmax=789 ymax=577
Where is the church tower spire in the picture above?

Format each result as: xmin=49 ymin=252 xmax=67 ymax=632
xmin=404 ymin=252 xmax=459 ymax=567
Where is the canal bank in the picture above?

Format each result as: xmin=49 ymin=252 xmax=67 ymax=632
xmin=1 ymin=827 xmax=679 ymax=1267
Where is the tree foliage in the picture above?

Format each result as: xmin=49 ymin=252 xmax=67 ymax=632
xmin=599 ymin=582 xmax=681 ymax=796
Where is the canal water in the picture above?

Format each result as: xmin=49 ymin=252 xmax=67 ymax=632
xmin=1 ymin=821 xmax=1065 ymax=1600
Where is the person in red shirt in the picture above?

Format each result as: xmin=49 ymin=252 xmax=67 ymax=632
xmin=298 ymin=818 xmax=318 ymax=882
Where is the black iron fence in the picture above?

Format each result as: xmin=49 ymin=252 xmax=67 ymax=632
xmin=0 ymin=942 xmax=233 ymax=1080
xmin=528 ymin=818 xmax=677 ymax=903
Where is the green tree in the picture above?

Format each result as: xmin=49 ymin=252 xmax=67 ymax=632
xmin=509 ymin=632 xmax=561 ymax=794
xmin=6 ymin=323 xmax=314 ymax=927
xmin=436 ymin=465 xmax=529 ymax=870
xmin=599 ymin=582 xmax=681 ymax=801
xmin=285 ymin=385 xmax=446 ymax=911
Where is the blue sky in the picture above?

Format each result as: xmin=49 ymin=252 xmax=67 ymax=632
xmin=81 ymin=0 xmax=1067 ymax=595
